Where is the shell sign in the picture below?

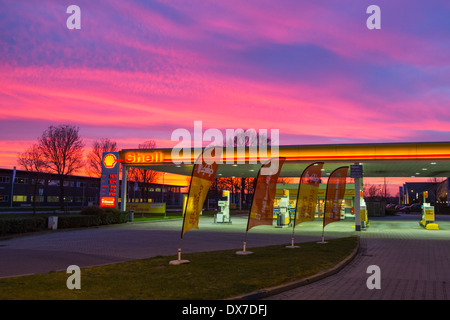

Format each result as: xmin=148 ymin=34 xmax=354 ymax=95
xmin=103 ymin=153 xmax=118 ymax=168
xmin=100 ymin=152 xmax=120 ymax=208
xmin=101 ymin=197 xmax=116 ymax=207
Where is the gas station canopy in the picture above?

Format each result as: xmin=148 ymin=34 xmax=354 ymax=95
xmin=118 ymin=142 xmax=450 ymax=178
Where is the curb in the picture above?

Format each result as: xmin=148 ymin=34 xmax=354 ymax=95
xmin=228 ymin=237 xmax=361 ymax=300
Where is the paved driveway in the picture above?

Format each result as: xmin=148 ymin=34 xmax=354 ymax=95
xmin=266 ymin=214 xmax=450 ymax=300
xmin=1 ymin=213 xmax=449 ymax=300
xmin=1 ymin=215 xmax=330 ymax=278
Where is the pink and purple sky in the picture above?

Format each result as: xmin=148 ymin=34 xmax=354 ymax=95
xmin=1 ymin=1 xmax=449 ymax=189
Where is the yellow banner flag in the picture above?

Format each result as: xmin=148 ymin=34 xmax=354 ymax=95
xmin=181 ymin=149 xmax=220 ymax=238
xmin=247 ymin=157 xmax=286 ymax=231
xmin=323 ymin=166 xmax=348 ymax=227
xmin=295 ymin=162 xmax=324 ymax=226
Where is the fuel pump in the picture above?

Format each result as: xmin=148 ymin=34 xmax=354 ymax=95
xmin=360 ymin=197 xmax=368 ymax=229
xmin=420 ymin=191 xmax=439 ymax=230
xmin=216 ymin=190 xmax=231 ymax=223
xmin=276 ymin=189 xmax=290 ymax=227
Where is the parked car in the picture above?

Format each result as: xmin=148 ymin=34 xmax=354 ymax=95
xmin=394 ymin=204 xmax=407 ymax=211
xmin=404 ymin=204 xmax=422 ymax=212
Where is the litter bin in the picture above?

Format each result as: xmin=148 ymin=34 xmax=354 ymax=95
xmin=129 ymin=210 xmax=134 ymax=222
xmin=48 ymin=216 xmax=58 ymax=230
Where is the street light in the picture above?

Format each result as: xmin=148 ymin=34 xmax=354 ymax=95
xmin=162 ymin=172 xmax=167 ymax=218
xmin=162 ymin=172 xmax=167 ymax=203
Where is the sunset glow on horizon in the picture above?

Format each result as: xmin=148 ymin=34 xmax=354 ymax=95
xmin=1 ymin=1 xmax=449 ymax=190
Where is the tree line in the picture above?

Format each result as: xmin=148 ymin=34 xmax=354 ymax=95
xmin=17 ymin=124 xmax=161 ymax=212
xmin=17 ymin=124 xmax=291 ymax=213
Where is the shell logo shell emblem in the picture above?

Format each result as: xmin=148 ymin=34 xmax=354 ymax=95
xmin=103 ymin=153 xmax=117 ymax=168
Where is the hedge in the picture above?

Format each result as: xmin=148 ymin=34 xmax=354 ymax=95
xmin=0 ymin=207 xmax=129 ymax=236
xmin=0 ymin=217 xmax=48 ymax=236
xmin=57 ymin=211 xmax=129 ymax=229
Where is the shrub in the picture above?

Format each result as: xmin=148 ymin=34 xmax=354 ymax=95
xmin=80 ymin=206 xmax=105 ymax=216
xmin=59 ymin=209 xmax=129 ymax=228
xmin=57 ymin=215 xmax=101 ymax=228
xmin=102 ymin=207 xmax=122 ymax=215
xmin=0 ymin=207 xmax=129 ymax=236
xmin=0 ymin=217 xmax=47 ymax=236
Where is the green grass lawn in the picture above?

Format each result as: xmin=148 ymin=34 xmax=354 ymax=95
xmin=0 ymin=236 xmax=358 ymax=300
xmin=131 ymin=209 xmax=245 ymax=222
xmin=132 ymin=212 xmax=183 ymax=222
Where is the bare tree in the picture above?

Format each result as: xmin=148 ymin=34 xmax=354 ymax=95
xmin=364 ymin=183 xmax=382 ymax=199
xmin=428 ymin=177 xmax=445 ymax=205
xmin=38 ymin=125 xmax=85 ymax=210
xmin=382 ymin=177 xmax=391 ymax=201
xmin=225 ymin=129 xmax=271 ymax=148
xmin=128 ymin=140 xmax=161 ymax=202
xmin=17 ymin=144 xmax=46 ymax=215
xmin=225 ymin=130 xmax=272 ymax=210
xmin=86 ymin=138 xmax=118 ymax=177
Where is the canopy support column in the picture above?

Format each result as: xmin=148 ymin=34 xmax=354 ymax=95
xmin=120 ymin=164 xmax=128 ymax=212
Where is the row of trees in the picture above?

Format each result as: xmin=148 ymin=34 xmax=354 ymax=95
xmin=363 ymin=178 xmax=447 ymax=205
xmin=17 ymin=124 xmax=161 ymax=212
xmin=205 ymin=130 xmax=292 ymax=210
xmin=18 ymin=125 xmax=86 ymax=212
xmin=17 ymin=124 xmax=289 ymax=212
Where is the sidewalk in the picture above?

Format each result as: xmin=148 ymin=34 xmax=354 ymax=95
xmin=265 ymin=214 xmax=450 ymax=300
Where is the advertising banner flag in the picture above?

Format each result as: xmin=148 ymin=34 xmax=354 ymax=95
xmin=246 ymin=157 xmax=286 ymax=231
xmin=294 ymin=162 xmax=324 ymax=226
xmin=181 ymin=148 xmax=220 ymax=238
xmin=323 ymin=166 xmax=348 ymax=228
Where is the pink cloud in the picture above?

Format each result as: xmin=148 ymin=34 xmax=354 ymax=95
xmin=1 ymin=0 xmax=449 ymax=182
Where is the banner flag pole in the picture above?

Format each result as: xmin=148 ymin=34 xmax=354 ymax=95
xmin=170 ymin=157 xmax=196 ymax=265
xmin=288 ymin=181 xmax=299 ymax=248
xmin=237 ymin=174 xmax=257 ymax=256
xmin=318 ymin=223 xmax=326 ymax=244
xmin=170 ymin=146 xmax=221 ymax=265
xmin=236 ymin=157 xmax=286 ymax=255
xmin=169 ymin=237 xmax=190 ymax=265
xmin=317 ymin=166 xmax=348 ymax=244
xmin=287 ymin=162 xmax=323 ymax=248
xmin=287 ymin=224 xmax=297 ymax=248
xmin=237 ymin=230 xmax=252 ymax=255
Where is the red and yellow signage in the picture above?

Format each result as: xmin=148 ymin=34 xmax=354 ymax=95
xmin=123 ymin=151 xmax=164 ymax=163
xmin=181 ymin=150 xmax=220 ymax=237
xmin=127 ymin=202 xmax=167 ymax=214
xmin=247 ymin=157 xmax=286 ymax=231
xmin=279 ymin=143 xmax=450 ymax=162
xmin=116 ymin=143 xmax=450 ymax=169
xmin=100 ymin=152 xmax=120 ymax=208
xmin=100 ymin=197 xmax=116 ymax=207
xmin=323 ymin=167 xmax=348 ymax=227
xmin=103 ymin=153 xmax=118 ymax=168
xmin=295 ymin=162 xmax=323 ymax=226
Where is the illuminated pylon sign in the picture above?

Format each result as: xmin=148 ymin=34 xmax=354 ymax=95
xmin=103 ymin=153 xmax=118 ymax=169
xmin=100 ymin=152 xmax=120 ymax=208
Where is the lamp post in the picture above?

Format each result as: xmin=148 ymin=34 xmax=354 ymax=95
xmin=162 ymin=172 xmax=167 ymax=202
xmin=447 ymin=178 xmax=450 ymax=207
xmin=10 ymin=166 xmax=16 ymax=208
xmin=162 ymin=172 xmax=167 ymax=218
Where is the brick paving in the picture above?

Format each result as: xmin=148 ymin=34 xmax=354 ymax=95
xmin=266 ymin=214 xmax=450 ymax=300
